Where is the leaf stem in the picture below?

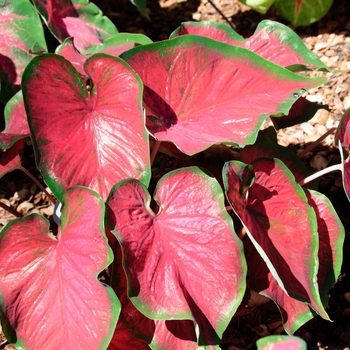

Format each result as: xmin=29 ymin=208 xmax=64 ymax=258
xmin=18 ymin=165 xmax=56 ymax=204
xmin=298 ymin=127 xmax=336 ymax=158
xmin=150 ymin=140 xmax=161 ymax=167
xmin=0 ymin=201 xmax=22 ymax=218
xmin=298 ymin=163 xmax=342 ymax=186
xmin=207 ymin=0 xmax=235 ymax=30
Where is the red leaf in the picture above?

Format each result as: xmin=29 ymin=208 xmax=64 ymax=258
xmin=32 ymin=0 xmax=119 ymax=51
xmin=241 ymin=133 xmax=312 ymax=184
xmin=0 ymin=187 xmax=120 ymax=349
xmin=0 ymin=91 xmax=30 ymax=149
xmin=22 ymin=54 xmax=150 ymax=201
xmin=122 ymin=36 xmax=326 ymax=155
xmin=107 ymin=321 xmax=150 ymax=350
xmin=271 ymin=97 xmax=329 ymax=130
xmin=244 ymin=237 xmax=315 ymax=335
xmin=171 ymin=20 xmax=328 ymax=70
xmin=106 ymin=168 xmax=246 ymax=345
xmin=0 ymin=139 xmax=25 ymax=178
xmin=223 ymin=158 xmax=328 ymax=319
xmin=244 ymin=187 xmax=343 ymax=334
xmin=336 ymin=108 xmax=350 ymax=201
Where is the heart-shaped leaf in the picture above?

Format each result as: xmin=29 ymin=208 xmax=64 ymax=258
xmin=32 ymin=0 xmax=119 ymax=51
xmin=223 ymin=158 xmax=328 ymax=319
xmin=122 ymin=36 xmax=327 ymax=155
xmin=0 ymin=187 xmax=120 ymax=349
xmin=256 ymin=335 xmax=307 ymax=350
xmin=274 ymin=0 xmax=334 ymax=26
xmin=335 ymin=108 xmax=350 ymax=201
xmin=0 ymin=0 xmax=47 ymax=102
xmin=22 ymin=53 xmax=150 ymax=202
xmin=0 ymin=91 xmax=30 ymax=149
xmin=170 ymin=20 xmax=328 ymax=71
xmin=106 ymin=167 xmax=246 ymax=346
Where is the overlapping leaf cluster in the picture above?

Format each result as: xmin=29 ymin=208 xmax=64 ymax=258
xmin=0 ymin=0 xmax=347 ymax=349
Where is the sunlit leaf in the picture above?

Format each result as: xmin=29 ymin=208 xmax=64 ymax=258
xmin=0 ymin=187 xmax=120 ymax=349
xmin=106 ymin=167 xmax=246 ymax=346
xmin=170 ymin=20 xmax=328 ymax=70
xmin=122 ymin=36 xmax=326 ymax=155
xmin=22 ymin=53 xmax=150 ymax=201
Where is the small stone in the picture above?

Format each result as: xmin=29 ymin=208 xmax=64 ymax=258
xmin=310 ymin=155 xmax=328 ymax=170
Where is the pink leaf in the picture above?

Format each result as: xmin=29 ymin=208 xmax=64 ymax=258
xmin=22 ymin=54 xmax=150 ymax=202
xmin=171 ymin=20 xmax=328 ymax=70
xmin=106 ymin=167 xmax=246 ymax=345
xmin=122 ymin=36 xmax=326 ymax=155
xmin=256 ymin=335 xmax=307 ymax=350
xmin=0 ymin=91 xmax=30 ymax=149
xmin=55 ymin=38 xmax=88 ymax=76
xmin=223 ymin=158 xmax=328 ymax=319
xmin=0 ymin=187 xmax=120 ymax=349
xmin=32 ymin=0 xmax=119 ymax=51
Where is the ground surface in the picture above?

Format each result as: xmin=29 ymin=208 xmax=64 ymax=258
xmin=1 ymin=0 xmax=350 ymax=349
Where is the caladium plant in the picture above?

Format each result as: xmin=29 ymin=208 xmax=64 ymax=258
xmin=0 ymin=1 xmax=347 ymax=349
xmin=239 ymin=0 xmax=334 ymax=26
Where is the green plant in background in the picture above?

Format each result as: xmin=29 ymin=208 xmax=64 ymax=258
xmin=239 ymin=0 xmax=334 ymax=26
xmin=0 ymin=0 xmax=348 ymax=349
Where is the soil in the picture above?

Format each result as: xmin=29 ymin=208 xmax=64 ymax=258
xmin=1 ymin=0 xmax=350 ymax=349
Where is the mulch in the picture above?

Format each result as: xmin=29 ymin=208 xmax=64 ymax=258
xmin=1 ymin=0 xmax=350 ymax=349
